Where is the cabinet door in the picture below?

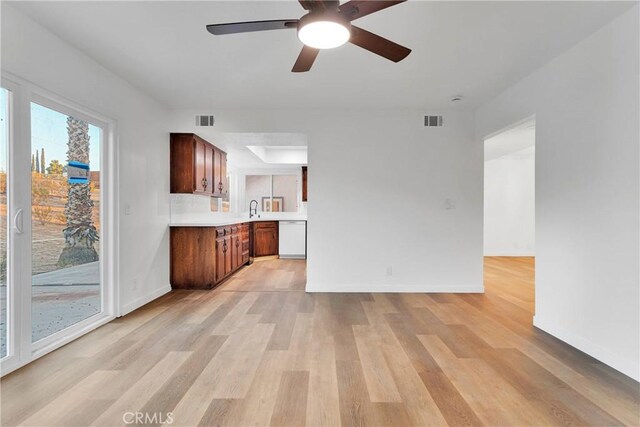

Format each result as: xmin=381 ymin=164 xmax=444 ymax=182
xmin=232 ymin=234 xmax=241 ymax=270
xmin=255 ymin=227 xmax=278 ymax=257
xmin=230 ymin=234 xmax=236 ymax=271
xmin=224 ymin=236 xmax=232 ymax=275
xmin=215 ymin=237 xmax=226 ymax=282
xmin=220 ymin=151 xmax=228 ymax=197
xmin=212 ymin=148 xmax=221 ymax=197
xmin=205 ymin=144 xmax=214 ymax=195
xmin=302 ymin=166 xmax=308 ymax=202
xmin=194 ymin=139 xmax=207 ymax=193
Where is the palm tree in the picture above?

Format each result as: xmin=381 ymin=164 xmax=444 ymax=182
xmin=57 ymin=117 xmax=98 ymax=267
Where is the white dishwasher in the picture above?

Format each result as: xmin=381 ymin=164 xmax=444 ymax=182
xmin=279 ymin=221 xmax=307 ymax=259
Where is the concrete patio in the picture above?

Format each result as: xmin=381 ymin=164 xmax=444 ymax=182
xmin=1 ymin=262 xmax=101 ymax=356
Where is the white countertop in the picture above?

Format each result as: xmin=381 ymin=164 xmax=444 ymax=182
xmin=169 ymin=215 xmax=307 ymax=227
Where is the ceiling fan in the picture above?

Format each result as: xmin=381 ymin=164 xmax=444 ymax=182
xmin=206 ymin=0 xmax=411 ymax=72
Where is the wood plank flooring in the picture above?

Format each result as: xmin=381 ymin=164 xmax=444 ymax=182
xmin=1 ymin=257 xmax=639 ymax=426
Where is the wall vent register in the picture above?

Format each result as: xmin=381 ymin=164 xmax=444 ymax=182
xmin=195 ymin=115 xmax=215 ymax=127
xmin=424 ymin=115 xmax=444 ymax=127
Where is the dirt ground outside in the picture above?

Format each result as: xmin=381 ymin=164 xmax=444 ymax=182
xmin=0 ymin=173 xmax=101 ymax=279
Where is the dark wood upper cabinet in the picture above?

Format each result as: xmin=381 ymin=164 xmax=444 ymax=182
xmin=302 ymin=166 xmax=308 ymax=202
xmin=212 ymin=148 xmax=228 ymax=197
xmin=170 ymin=133 xmax=228 ymax=197
xmin=221 ymin=151 xmax=228 ymax=197
xmin=194 ymin=139 xmax=207 ymax=193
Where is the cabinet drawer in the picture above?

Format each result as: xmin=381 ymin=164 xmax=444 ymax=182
xmin=254 ymin=221 xmax=278 ymax=229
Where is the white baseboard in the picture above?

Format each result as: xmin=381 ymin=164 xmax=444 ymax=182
xmin=119 ymin=284 xmax=171 ymax=317
xmin=305 ymin=283 xmax=484 ymax=293
xmin=533 ymin=315 xmax=639 ymax=381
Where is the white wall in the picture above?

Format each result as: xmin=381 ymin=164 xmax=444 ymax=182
xmin=484 ymin=149 xmax=535 ymax=256
xmin=170 ymin=109 xmax=484 ymax=293
xmin=476 ymin=6 xmax=639 ymax=380
xmin=2 ymin=4 xmax=171 ymax=315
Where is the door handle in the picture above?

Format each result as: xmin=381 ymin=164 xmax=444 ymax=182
xmin=13 ymin=208 xmax=24 ymax=234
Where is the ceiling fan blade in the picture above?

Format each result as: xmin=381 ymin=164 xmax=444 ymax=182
xmin=299 ymin=0 xmax=340 ymax=11
xmin=292 ymin=46 xmax=320 ymax=72
xmin=339 ymin=0 xmax=406 ymax=21
xmin=206 ymin=19 xmax=298 ymax=35
xmin=298 ymin=0 xmax=315 ymax=10
xmin=349 ymin=25 xmax=411 ymax=62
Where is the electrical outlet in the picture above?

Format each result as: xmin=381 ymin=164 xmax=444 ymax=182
xmin=386 ymin=266 xmax=393 ymax=276
xmin=444 ymin=198 xmax=456 ymax=210
xmin=124 ymin=203 xmax=132 ymax=215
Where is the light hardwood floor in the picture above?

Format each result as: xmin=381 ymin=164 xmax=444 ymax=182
xmin=1 ymin=257 xmax=639 ymax=426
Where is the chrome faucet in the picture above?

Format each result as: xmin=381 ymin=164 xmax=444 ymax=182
xmin=249 ymin=199 xmax=258 ymax=218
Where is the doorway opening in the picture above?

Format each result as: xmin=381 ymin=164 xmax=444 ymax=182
xmin=483 ymin=118 xmax=535 ymax=313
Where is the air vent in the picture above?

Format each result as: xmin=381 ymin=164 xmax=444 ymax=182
xmin=424 ymin=115 xmax=443 ymax=127
xmin=195 ymin=115 xmax=215 ymax=127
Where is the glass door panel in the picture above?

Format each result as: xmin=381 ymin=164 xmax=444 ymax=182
xmin=0 ymin=88 xmax=9 ymax=358
xmin=30 ymin=102 xmax=102 ymax=342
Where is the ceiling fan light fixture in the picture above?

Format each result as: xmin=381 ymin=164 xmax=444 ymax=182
xmin=297 ymin=13 xmax=350 ymax=49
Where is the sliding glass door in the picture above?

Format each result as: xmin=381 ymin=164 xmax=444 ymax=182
xmin=0 ymin=87 xmax=10 ymax=360
xmin=0 ymin=76 xmax=113 ymax=376
xmin=30 ymin=102 xmax=102 ymax=343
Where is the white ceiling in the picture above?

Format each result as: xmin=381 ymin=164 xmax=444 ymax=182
xmin=9 ymin=1 xmax=634 ymax=110
xmin=247 ymin=145 xmax=308 ymax=164
xmin=223 ymin=132 xmax=307 ymax=169
xmin=485 ymin=119 xmax=535 ymax=161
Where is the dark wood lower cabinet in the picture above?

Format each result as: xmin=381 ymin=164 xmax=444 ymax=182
xmin=215 ymin=236 xmax=226 ymax=283
xmin=171 ymin=222 xmax=251 ymax=289
xmin=253 ymin=221 xmax=279 ymax=257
